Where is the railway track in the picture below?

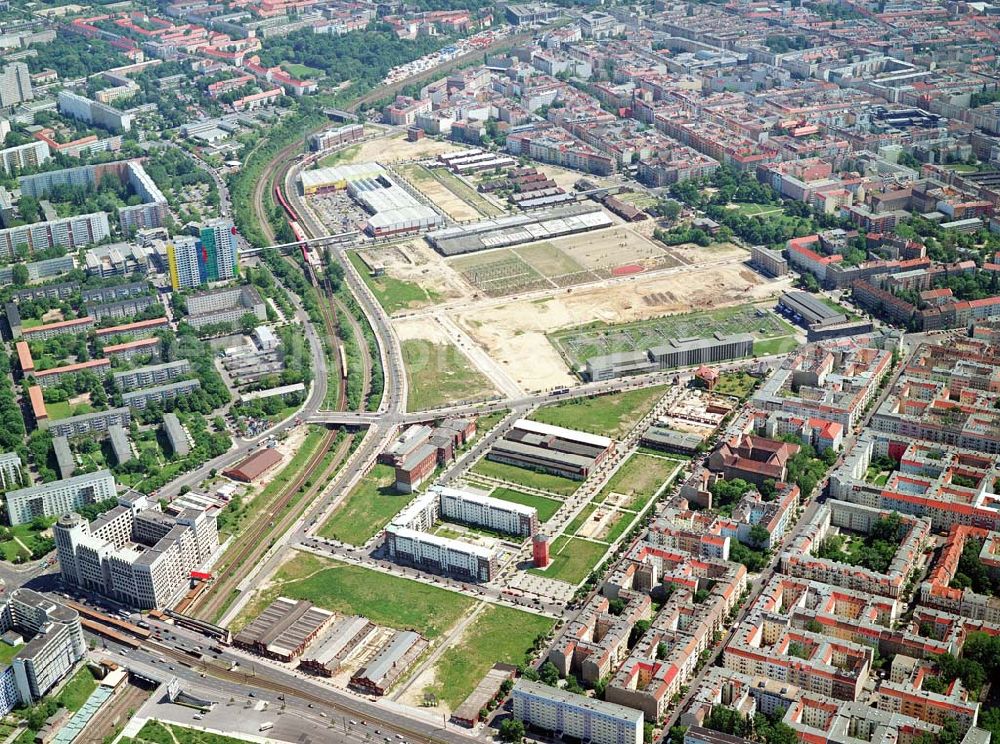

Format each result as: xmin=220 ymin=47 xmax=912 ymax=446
xmin=141 ymin=639 xmax=443 ymax=744
xmin=189 ymin=428 xmax=342 ymax=622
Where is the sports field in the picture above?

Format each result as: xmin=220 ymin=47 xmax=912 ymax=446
xmin=530 ymin=385 xmax=668 ymax=438
xmin=549 ymin=303 xmax=797 ymax=367
xmin=235 ymin=551 xmax=473 ymax=639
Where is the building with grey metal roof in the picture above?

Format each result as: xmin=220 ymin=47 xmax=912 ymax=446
xmin=107 ymin=425 xmax=132 ymax=466
xmin=162 ymin=413 xmax=190 ymax=457
xmin=52 ymin=435 xmax=74 ymax=479
xmin=350 ymin=630 xmax=427 ymax=696
xmin=233 ymin=597 xmax=334 ymax=662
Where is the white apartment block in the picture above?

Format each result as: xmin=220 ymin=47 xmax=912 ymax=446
xmin=0 ymin=452 xmax=23 ymax=490
xmin=112 ymin=360 xmax=192 ymax=392
xmin=4 ymin=470 xmax=117 ymax=526
xmin=54 ymin=492 xmax=219 ymax=609
xmin=512 ymin=679 xmax=643 ymax=744
xmin=0 ymin=589 xmax=85 ymax=715
xmin=434 ymin=485 xmax=539 ymax=536
xmin=384 ymin=525 xmax=497 ymax=583
xmin=0 ymin=213 xmax=111 ymax=261
xmin=0 ymin=141 xmax=49 ymax=175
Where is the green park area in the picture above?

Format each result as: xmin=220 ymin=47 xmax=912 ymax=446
xmin=529 ymin=536 xmax=607 ymax=585
xmin=530 ymin=385 xmax=669 ymax=439
xmin=486 ymin=486 xmax=562 ymax=523
xmin=235 ymin=551 xmax=474 ymax=639
xmin=401 ymin=339 xmax=497 ymax=412
xmin=594 ymin=453 xmax=680 ymax=510
xmin=425 ymin=605 xmax=553 ymax=709
xmin=753 ymin=336 xmax=801 ymax=356
xmin=318 ymin=463 xmax=411 ymax=545
xmin=470 ymin=458 xmax=580 ymax=497
xmin=348 ymin=251 xmax=440 ymax=314
xmin=42 ymin=400 xmax=96 ymax=421
xmin=0 ymin=521 xmax=55 ymax=562
xmin=122 ymin=720 xmax=250 ymax=744
xmin=712 ymin=370 xmax=759 ymax=399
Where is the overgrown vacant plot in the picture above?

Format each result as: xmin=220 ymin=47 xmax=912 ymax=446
xmin=432 ymin=167 xmax=505 ymax=217
xmin=239 ymin=551 xmax=473 ymax=639
xmin=124 ymin=720 xmax=259 ymax=744
xmin=513 ymin=242 xmax=593 ymax=282
xmin=594 ymin=453 xmax=679 ymax=508
xmin=349 ymin=251 xmax=439 ymax=314
xmin=424 ymin=605 xmax=553 ymax=709
xmin=470 ymin=458 xmax=580 ymax=497
xmin=488 ymin=487 xmax=562 ymax=523
xmin=318 ymin=144 xmax=361 ymax=168
xmin=713 ymin=371 xmax=758 ymax=399
xmin=529 ymin=536 xmax=607 ymax=585
xmin=401 ymin=338 xmax=497 ymax=411
xmin=397 ymin=163 xmax=482 ymax=221
xmin=530 ymin=386 xmax=668 ymax=438
xmin=318 ymin=463 xmax=412 ymax=545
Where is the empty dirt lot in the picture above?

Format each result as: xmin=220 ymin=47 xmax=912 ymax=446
xmin=452 ymin=263 xmax=792 ymax=390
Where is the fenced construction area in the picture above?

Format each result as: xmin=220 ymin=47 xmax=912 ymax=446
xmin=548 ymin=303 xmax=798 ymax=368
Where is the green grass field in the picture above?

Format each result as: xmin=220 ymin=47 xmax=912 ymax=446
xmin=123 ymin=720 xmax=249 ymax=744
xmin=348 ymin=251 xmax=440 ymax=314
xmin=594 ymin=453 xmax=678 ymax=509
xmin=488 ymin=487 xmax=562 ymax=523
xmin=550 ymin=304 xmax=797 ymax=367
xmin=564 ymin=504 xmax=597 ymax=535
xmin=281 ymin=61 xmax=323 ymax=79
xmin=318 ymin=464 xmax=411 ymax=545
xmin=529 ymin=536 xmax=607 ymax=585
xmin=43 ymin=400 xmax=95 ymax=421
xmin=401 ymin=339 xmax=497 ymax=412
xmin=530 ymin=385 xmax=668 ymax=438
xmin=57 ymin=665 xmax=98 ymax=712
xmin=754 ymin=336 xmax=801 ymax=356
xmin=470 ymin=459 xmax=580 ymax=497
xmin=0 ymin=640 xmax=20 ymax=667
xmin=235 ymin=551 xmax=474 ymax=639
xmin=729 ymin=201 xmax=783 ymax=217
xmin=712 ymin=370 xmax=759 ymax=399
xmin=424 ymin=605 xmax=552 ymax=708
xmin=318 ymin=144 xmax=361 ymax=168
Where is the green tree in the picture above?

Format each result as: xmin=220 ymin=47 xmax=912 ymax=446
xmin=498 ymin=719 xmax=524 ymax=743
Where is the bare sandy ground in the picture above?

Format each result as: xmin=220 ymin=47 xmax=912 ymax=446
xmin=347 ymin=133 xmax=471 ymax=165
xmin=453 ymin=263 xmax=790 ymax=390
xmin=359 ymin=240 xmax=473 ymax=306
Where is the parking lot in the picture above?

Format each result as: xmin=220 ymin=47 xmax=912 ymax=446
xmin=309 ymin=191 xmax=369 ymax=234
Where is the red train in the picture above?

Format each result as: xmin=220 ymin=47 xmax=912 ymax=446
xmin=273 ymin=184 xmax=310 ymax=262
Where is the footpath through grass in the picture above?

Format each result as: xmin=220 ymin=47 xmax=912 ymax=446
xmin=234 ymin=551 xmax=474 ymax=639
xmin=529 ymin=536 xmax=607 ymax=585
xmin=402 ymin=338 xmax=497 ymax=412
xmin=425 ymin=604 xmax=553 ymax=708
xmin=530 ymin=385 xmax=668 ymax=438
xmin=470 ymin=458 xmax=580 ymax=497
xmin=594 ymin=453 xmax=680 ymax=509
xmin=318 ymin=463 xmax=412 ymax=544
